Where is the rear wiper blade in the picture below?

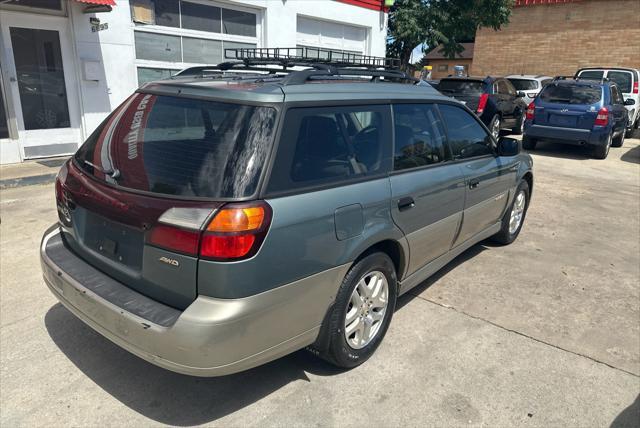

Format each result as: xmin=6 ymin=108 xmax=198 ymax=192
xmin=82 ymin=160 xmax=121 ymax=179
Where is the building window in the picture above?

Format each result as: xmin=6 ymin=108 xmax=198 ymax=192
xmin=437 ymin=64 xmax=448 ymax=72
xmin=130 ymin=0 xmax=260 ymax=86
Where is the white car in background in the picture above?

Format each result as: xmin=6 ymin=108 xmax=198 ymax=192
xmin=575 ymin=67 xmax=640 ymax=134
xmin=506 ymin=75 xmax=553 ymax=106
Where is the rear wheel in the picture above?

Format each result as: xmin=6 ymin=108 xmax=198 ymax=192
xmin=613 ymin=129 xmax=625 ymax=148
xmin=492 ymin=180 xmax=530 ymax=245
xmin=317 ymin=252 xmax=397 ymax=369
xmin=522 ymin=135 xmax=537 ymax=151
xmin=489 ymin=115 xmax=501 ymax=140
xmin=592 ymin=132 xmax=612 ymax=159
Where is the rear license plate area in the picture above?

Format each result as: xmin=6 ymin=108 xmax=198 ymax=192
xmin=549 ymin=114 xmax=577 ymax=127
xmin=83 ymin=211 xmax=144 ymax=269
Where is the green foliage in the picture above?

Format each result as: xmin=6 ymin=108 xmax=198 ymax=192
xmin=387 ymin=0 xmax=515 ymax=69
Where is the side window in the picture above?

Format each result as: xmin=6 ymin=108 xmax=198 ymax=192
xmin=266 ymin=105 xmax=391 ymax=193
xmin=393 ymin=104 xmax=449 ymax=171
xmin=438 ymin=104 xmax=495 ymax=159
xmin=611 ymin=86 xmax=624 ymax=104
xmin=504 ymin=80 xmax=517 ymax=96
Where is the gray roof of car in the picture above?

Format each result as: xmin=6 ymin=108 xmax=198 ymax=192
xmin=139 ymin=78 xmax=446 ymax=104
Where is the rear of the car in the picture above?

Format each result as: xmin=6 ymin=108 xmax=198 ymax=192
xmin=576 ymin=68 xmax=640 ymax=130
xmin=524 ymin=80 xmax=611 ymax=146
xmin=437 ymin=78 xmax=495 ymax=124
xmin=40 ymin=86 xmax=330 ymax=376
xmin=506 ymin=75 xmax=552 ymax=105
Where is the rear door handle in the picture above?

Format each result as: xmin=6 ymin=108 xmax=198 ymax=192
xmin=398 ymin=197 xmax=415 ymax=211
xmin=469 ymin=179 xmax=480 ymax=189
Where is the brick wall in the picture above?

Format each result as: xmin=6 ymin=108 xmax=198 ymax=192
xmin=472 ymin=0 xmax=640 ymax=76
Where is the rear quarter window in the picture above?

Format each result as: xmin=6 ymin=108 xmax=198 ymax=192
xmin=266 ymin=105 xmax=392 ymax=194
xmin=75 ymin=94 xmax=277 ymax=198
xmin=539 ymin=84 xmax=602 ymax=105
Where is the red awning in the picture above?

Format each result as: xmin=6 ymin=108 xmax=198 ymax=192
xmin=75 ymin=0 xmax=116 ymax=5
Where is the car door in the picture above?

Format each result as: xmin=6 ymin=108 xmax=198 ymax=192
xmin=389 ymin=103 xmax=466 ymax=276
xmin=437 ymin=103 xmax=516 ymax=246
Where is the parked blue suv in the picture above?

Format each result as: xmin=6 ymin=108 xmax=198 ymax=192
xmin=523 ymin=78 xmax=630 ymax=159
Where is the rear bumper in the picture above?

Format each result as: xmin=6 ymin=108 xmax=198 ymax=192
xmin=524 ymin=124 xmax=610 ymax=146
xmin=41 ymin=225 xmax=348 ymax=377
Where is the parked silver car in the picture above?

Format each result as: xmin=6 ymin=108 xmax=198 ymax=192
xmin=506 ymin=75 xmax=553 ymax=106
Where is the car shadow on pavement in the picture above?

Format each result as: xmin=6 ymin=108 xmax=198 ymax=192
xmin=396 ymin=244 xmax=488 ymax=311
xmin=620 ymin=144 xmax=640 ymax=164
xmin=610 ymin=394 xmax=640 ymax=428
xmin=527 ymin=141 xmax=594 ymax=160
xmin=44 ymin=303 xmax=343 ymax=426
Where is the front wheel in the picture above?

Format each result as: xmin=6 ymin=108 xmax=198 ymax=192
xmin=492 ymin=179 xmax=530 ymax=245
xmin=317 ymin=252 xmax=397 ymax=369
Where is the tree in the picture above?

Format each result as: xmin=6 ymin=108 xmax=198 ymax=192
xmin=387 ymin=0 xmax=514 ymax=69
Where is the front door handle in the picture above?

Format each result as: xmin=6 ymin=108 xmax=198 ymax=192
xmin=469 ymin=179 xmax=480 ymax=189
xmin=398 ymin=197 xmax=415 ymax=211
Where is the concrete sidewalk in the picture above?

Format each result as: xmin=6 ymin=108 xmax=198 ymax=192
xmin=0 ymin=157 xmax=67 ymax=189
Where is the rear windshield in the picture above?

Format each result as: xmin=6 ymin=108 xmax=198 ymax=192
xmin=578 ymin=70 xmax=604 ymax=81
xmin=438 ymin=79 xmax=485 ymax=95
xmin=508 ymin=79 xmax=538 ymax=90
xmin=607 ymin=71 xmax=633 ymax=93
xmin=539 ymin=84 xmax=602 ymax=105
xmin=75 ymin=94 xmax=277 ymax=198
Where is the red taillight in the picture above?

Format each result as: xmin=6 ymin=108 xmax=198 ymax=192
xmin=526 ymin=102 xmax=536 ymax=121
xmin=147 ymin=202 xmax=272 ymax=261
xmin=55 ymin=176 xmax=63 ymax=203
xmin=633 ymin=81 xmax=639 ymax=94
xmin=147 ymin=224 xmax=200 ymax=256
xmin=594 ymin=107 xmax=609 ymax=127
xmin=200 ymin=202 xmax=272 ymax=261
xmin=476 ymin=93 xmax=489 ymax=114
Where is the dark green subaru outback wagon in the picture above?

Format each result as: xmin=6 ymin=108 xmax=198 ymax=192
xmin=41 ymin=48 xmax=533 ymax=376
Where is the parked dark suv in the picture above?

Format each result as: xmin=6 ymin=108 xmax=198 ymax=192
xmin=41 ymin=48 xmax=534 ymax=377
xmin=438 ymin=76 xmax=529 ymax=139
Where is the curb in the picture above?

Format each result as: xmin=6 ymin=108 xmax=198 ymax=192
xmin=0 ymin=173 xmax=58 ymax=190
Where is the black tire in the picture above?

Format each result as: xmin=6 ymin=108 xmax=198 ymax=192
xmin=317 ymin=252 xmax=397 ymax=369
xmin=612 ymin=129 xmax=625 ymax=148
xmin=522 ymin=135 xmax=537 ymax=151
xmin=592 ymin=132 xmax=612 ymax=159
xmin=512 ymin=112 xmax=526 ymax=135
xmin=489 ymin=115 xmax=501 ymax=140
xmin=492 ymin=179 xmax=530 ymax=245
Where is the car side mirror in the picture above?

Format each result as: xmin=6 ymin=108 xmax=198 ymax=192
xmin=516 ymin=91 xmax=525 ymax=98
xmin=498 ymin=137 xmax=521 ymax=156
xmin=624 ymin=99 xmax=635 ymax=106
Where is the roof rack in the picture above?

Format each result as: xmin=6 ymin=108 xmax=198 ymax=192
xmin=170 ymin=47 xmax=417 ymax=85
xmin=224 ymin=47 xmax=401 ymax=69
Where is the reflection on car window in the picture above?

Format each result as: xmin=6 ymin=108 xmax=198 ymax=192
xmin=438 ymin=104 xmax=494 ymax=159
xmin=539 ymin=84 xmax=602 ymax=105
xmin=267 ymin=105 xmax=391 ymax=193
xmin=393 ymin=104 xmax=449 ymax=170
xmin=509 ymin=79 xmax=538 ymax=91
xmin=75 ymin=94 xmax=277 ymax=198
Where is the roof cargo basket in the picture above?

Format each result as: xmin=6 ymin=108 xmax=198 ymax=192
xmin=224 ymin=47 xmax=401 ymax=69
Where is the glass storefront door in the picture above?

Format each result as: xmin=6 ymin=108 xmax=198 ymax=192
xmin=0 ymin=11 xmax=81 ymax=160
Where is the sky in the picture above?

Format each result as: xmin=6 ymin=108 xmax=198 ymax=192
xmin=409 ymin=44 xmax=427 ymax=63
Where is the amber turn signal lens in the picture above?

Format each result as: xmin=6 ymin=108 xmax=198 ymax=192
xmin=207 ymin=207 xmax=265 ymax=232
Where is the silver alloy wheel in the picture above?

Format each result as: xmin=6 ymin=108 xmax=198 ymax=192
xmin=605 ymin=133 xmax=612 ymax=155
xmin=509 ymin=190 xmax=526 ymax=235
xmin=491 ymin=117 xmax=501 ymax=139
xmin=344 ymin=270 xmax=389 ymax=349
xmin=519 ymin=113 xmax=525 ymax=133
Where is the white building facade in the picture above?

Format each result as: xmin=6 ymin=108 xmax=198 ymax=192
xmin=0 ymin=0 xmax=389 ymax=164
